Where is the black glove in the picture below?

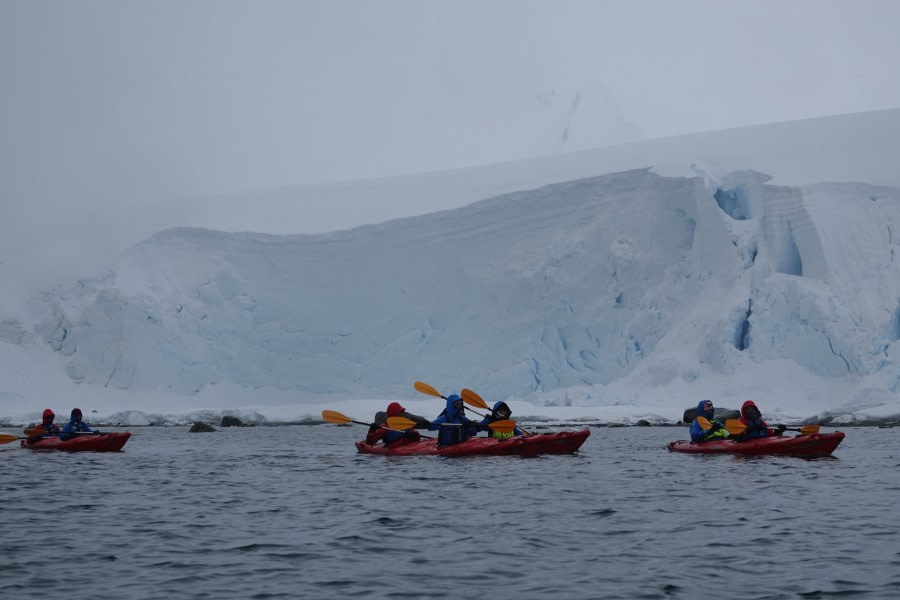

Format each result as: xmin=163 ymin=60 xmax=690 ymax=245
xmin=709 ymin=422 xmax=721 ymax=432
xmin=776 ymin=424 xmax=787 ymax=434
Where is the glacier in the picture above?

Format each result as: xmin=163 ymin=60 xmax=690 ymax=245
xmin=2 ymin=110 xmax=900 ymax=426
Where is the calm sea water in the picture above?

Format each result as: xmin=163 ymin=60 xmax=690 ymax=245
xmin=1 ymin=424 xmax=898 ymax=599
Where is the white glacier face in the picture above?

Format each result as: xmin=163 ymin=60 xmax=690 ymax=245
xmin=3 ymin=110 xmax=900 ymax=425
xmin=14 ymin=166 xmax=900 ymax=425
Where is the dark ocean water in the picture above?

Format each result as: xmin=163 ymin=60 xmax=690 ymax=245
xmin=1 ymin=424 xmax=898 ymax=599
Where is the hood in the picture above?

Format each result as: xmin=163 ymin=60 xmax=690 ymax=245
xmin=445 ymin=394 xmax=463 ymax=419
xmin=386 ymin=402 xmax=406 ymax=418
xmin=42 ymin=408 xmax=55 ymax=423
xmin=697 ymin=399 xmax=713 ymax=418
xmin=741 ymin=400 xmax=758 ymax=418
xmin=70 ymin=408 xmax=83 ymax=422
xmin=492 ymin=401 xmax=511 ymax=418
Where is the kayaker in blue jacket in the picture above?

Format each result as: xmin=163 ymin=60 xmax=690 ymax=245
xmin=479 ymin=401 xmax=525 ymax=438
xmin=690 ymin=400 xmax=728 ymax=443
xmin=60 ymin=408 xmax=94 ymax=440
xmin=429 ymin=394 xmax=481 ymax=446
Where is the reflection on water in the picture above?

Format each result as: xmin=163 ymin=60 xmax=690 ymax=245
xmin=1 ymin=425 xmax=898 ymax=599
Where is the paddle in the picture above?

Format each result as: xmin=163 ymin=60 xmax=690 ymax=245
xmin=462 ymin=388 xmax=532 ymax=435
xmin=322 ymin=410 xmax=378 ymax=428
xmin=324 ymin=411 xmax=433 ymax=439
xmin=0 ymin=433 xmax=34 ymax=445
xmin=725 ymin=419 xmax=820 ymax=436
xmin=388 ymin=416 xmax=515 ymax=435
xmin=414 ymin=381 xmax=447 ymax=400
xmin=696 ymin=416 xmax=724 ymax=432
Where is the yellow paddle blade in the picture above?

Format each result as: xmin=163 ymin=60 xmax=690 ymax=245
xmin=23 ymin=428 xmax=42 ymax=436
xmin=321 ymin=410 xmax=352 ymax=425
xmin=413 ymin=381 xmax=442 ymax=398
xmin=461 ymin=388 xmax=489 ymax=410
xmin=725 ymin=419 xmax=747 ymax=435
xmin=0 ymin=433 xmax=20 ymax=445
xmin=800 ymin=424 xmax=821 ymax=435
xmin=488 ymin=419 xmax=517 ymax=434
xmin=386 ymin=416 xmax=417 ymax=430
xmin=696 ymin=416 xmax=712 ymax=430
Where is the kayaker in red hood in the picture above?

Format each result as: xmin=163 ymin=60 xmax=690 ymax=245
xmin=28 ymin=408 xmax=62 ymax=440
xmin=735 ymin=400 xmax=781 ymax=440
xmin=365 ymin=402 xmax=421 ymax=446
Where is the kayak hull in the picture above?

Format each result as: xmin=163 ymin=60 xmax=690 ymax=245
xmin=21 ymin=432 xmax=131 ymax=452
xmin=355 ymin=429 xmax=590 ymax=457
xmin=666 ymin=432 xmax=844 ymax=458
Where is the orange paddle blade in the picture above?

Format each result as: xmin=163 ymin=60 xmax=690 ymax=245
xmin=487 ymin=420 xmax=517 ymax=434
xmin=799 ymin=424 xmax=821 ymax=435
xmin=696 ymin=416 xmax=712 ymax=430
xmin=461 ymin=388 xmax=489 ymax=410
xmin=725 ymin=419 xmax=747 ymax=435
xmin=23 ymin=428 xmax=43 ymax=436
xmin=386 ymin=416 xmax=417 ymax=431
xmin=414 ymin=381 xmax=442 ymax=398
xmin=321 ymin=410 xmax=352 ymax=425
xmin=0 ymin=433 xmax=21 ymax=445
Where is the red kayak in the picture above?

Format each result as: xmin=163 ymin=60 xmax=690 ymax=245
xmin=355 ymin=429 xmax=590 ymax=457
xmin=21 ymin=432 xmax=131 ymax=452
xmin=666 ymin=432 xmax=844 ymax=458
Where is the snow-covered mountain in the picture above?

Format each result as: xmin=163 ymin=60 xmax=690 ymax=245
xmin=2 ymin=110 xmax=900 ymax=426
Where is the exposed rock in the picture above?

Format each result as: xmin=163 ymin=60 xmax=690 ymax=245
xmin=220 ymin=416 xmax=243 ymax=427
xmin=190 ymin=422 xmax=216 ymax=433
xmin=636 ymin=419 xmax=651 ymax=427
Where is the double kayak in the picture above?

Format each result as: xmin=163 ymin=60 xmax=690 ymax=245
xmin=356 ymin=429 xmax=590 ymax=457
xmin=21 ymin=432 xmax=131 ymax=452
xmin=667 ymin=432 xmax=844 ymax=458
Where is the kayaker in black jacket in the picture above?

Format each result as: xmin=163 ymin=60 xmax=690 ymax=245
xmin=479 ymin=401 xmax=525 ymax=438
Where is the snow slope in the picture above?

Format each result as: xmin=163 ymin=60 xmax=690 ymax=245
xmin=2 ymin=110 xmax=900 ymax=426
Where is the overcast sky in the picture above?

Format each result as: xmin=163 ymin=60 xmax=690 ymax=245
xmin=2 ymin=0 xmax=899 ymax=229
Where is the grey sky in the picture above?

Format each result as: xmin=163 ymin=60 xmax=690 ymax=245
xmin=2 ymin=0 xmax=899 ymax=228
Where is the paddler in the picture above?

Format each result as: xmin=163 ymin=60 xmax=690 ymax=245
xmin=27 ymin=408 xmax=62 ymax=443
xmin=366 ymin=402 xmax=422 ymax=446
xmin=428 ymin=394 xmax=482 ymax=446
xmin=59 ymin=408 xmax=95 ymax=440
xmin=690 ymin=400 xmax=728 ymax=443
xmin=479 ymin=401 xmax=525 ymax=438
xmin=733 ymin=399 xmax=784 ymax=440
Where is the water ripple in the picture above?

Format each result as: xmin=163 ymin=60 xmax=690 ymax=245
xmin=1 ymin=425 xmax=898 ymax=598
